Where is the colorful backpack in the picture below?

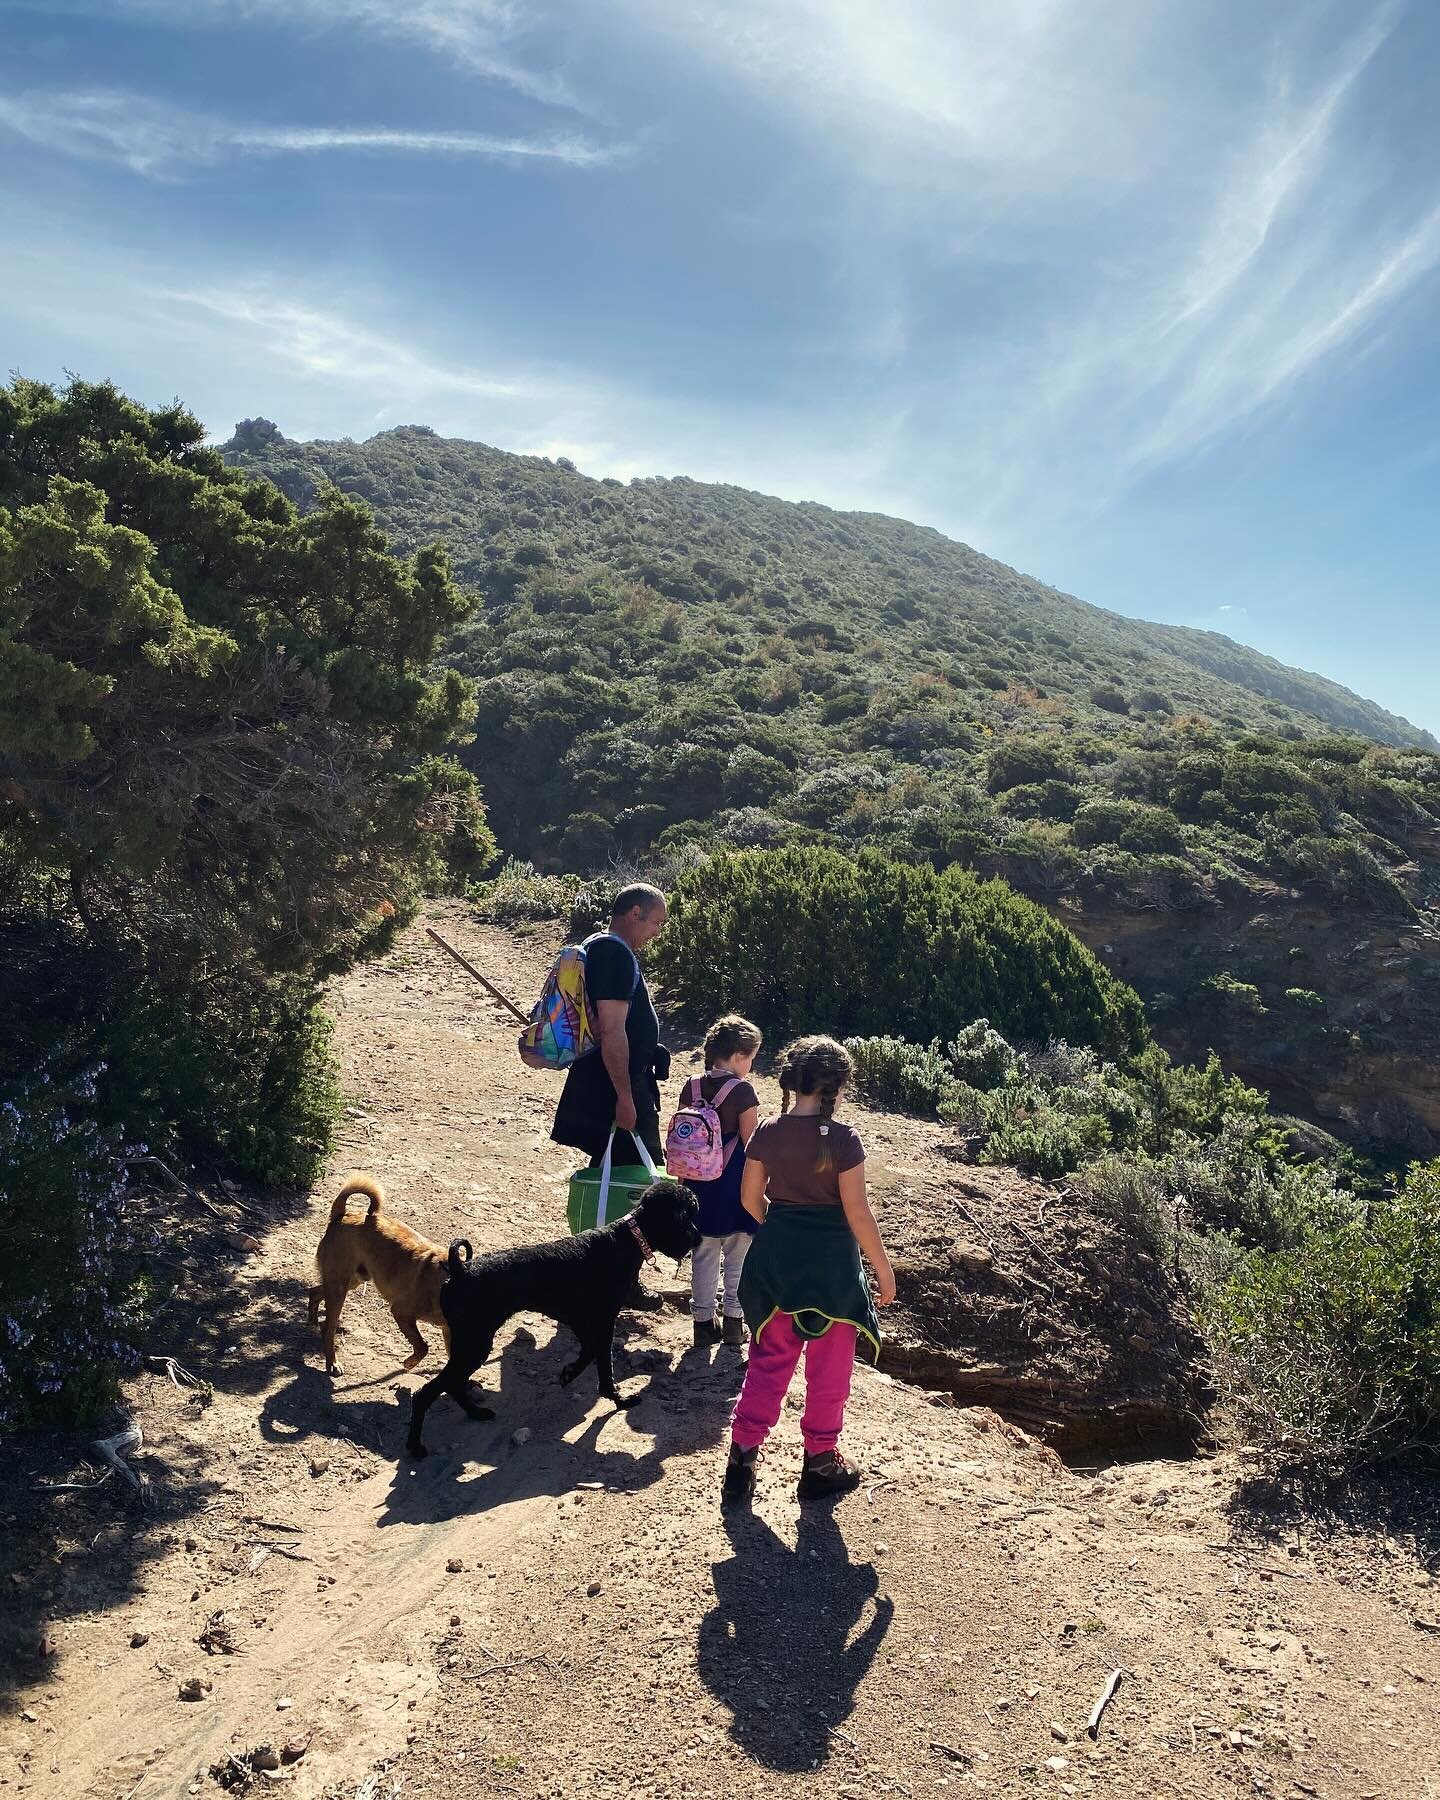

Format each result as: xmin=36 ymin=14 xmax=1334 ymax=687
xmin=664 ymin=1075 xmax=741 ymax=1182
xmin=517 ymin=933 xmax=638 ymax=1071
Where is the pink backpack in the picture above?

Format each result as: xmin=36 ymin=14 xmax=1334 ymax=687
xmin=664 ymin=1076 xmax=741 ymax=1183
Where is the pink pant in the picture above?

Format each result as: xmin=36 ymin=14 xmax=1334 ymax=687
xmin=731 ymin=1313 xmax=857 ymax=1457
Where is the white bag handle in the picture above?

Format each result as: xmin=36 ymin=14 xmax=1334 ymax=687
xmin=596 ymin=1125 xmax=657 ymax=1225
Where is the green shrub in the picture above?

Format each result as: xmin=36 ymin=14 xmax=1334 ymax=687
xmin=844 ymin=1036 xmax=955 ymax=1113
xmin=986 ymin=735 xmax=1074 ymax=793
xmin=1201 ymin=1160 xmax=1440 ymax=1467
xmin=947 ymin=1018 xmax=1020 ymax=1090
xmin=89 ymin=969 xmax=343 ymax=1190
xmin=1073 ymin=799 xmax=1184 ymax=854
xmin=1001 ymin=780 xmax=1082 ymax=822
xmin=1201 ymin=972 xmax=1267 ymax=1016
xmin=471 ymin=859 xmax=582 ymax=923
xmin=1090 ymin=684 xmax=1130 ymax=714
xmin=982 ymin=1111 xmax=1098 ymax=1179
xmin=1285 ymin=988 xmax=1326 ymax=1011
xmin=652 ymin=846 xmax=1146 ymax=1055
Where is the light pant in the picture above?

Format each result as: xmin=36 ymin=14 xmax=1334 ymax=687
xmin=691 ymin=1231 xmax=752 ymax=1321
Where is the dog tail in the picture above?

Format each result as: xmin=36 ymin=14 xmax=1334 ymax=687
xmin=330 ymin=1173 xmax=385 ymax=1223
xmin=447 ymin=1239 xmax=474 ymax=1276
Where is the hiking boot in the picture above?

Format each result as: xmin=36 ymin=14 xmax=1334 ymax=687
xmin=624 ymin=1277 xmax=663 ymax=1313
xmin=721 ymin=1443 xmax=758 ymax=1508
xmin=693 ymin=1316 xmax=722 ymax=1348
xmin=797 ymin=1449 xmax=863 ymax=1502
xmin=721 ymin=1314 xmax=747 ymax=1348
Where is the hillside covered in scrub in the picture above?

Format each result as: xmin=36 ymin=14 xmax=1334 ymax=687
xmin=224 ymin=421 xmax=1440 ymax=1158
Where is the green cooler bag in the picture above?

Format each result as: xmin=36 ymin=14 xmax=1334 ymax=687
xmin=567 ymin=1130 xmax=663 ymax=1235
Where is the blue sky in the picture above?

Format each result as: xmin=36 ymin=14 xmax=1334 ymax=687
xmin=2 ymin=1 xmax=1438 ymax=733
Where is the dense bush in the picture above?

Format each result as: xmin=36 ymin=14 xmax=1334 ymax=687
xmin=1202 ymin=1160 xmax=1440 ymax=1468
xmin=843 ymin=1013 xmax=1334 ymax=1227
xmin=844 ymin=1036 xmax=956 ymax=1114
xmin=653 ymin=846 xmax=1146 ymax=1056
xmin=0 ymin=378 xmax=492 ymax=1426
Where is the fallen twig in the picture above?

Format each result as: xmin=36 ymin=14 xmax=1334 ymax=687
xmin=930 ymin=1740 xmax=971 ymax=1763
xmin=243 ymin=1518 xmax=304 ymax=1535
xmin=147 ymin=1355 xmax=212 ymax=1400
xmin=94 ymin=1425 xmax=152 ymax=1504
xmin=1087 ymin=1667 xmax=1123 ymax=1739
xmin=461 ymin=1653 xmax=555 ymax=1682
xmin=1003 ymin=1216 xmax=1063 ymax=1271
xmin=36 ymin=1467 xmax=115 ymax=1495
xmin=866 ymin=1479 xmax=896 ymax=1503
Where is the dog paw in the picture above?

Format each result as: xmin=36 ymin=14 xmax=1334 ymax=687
xmin=464 ymin=1404 xmax=496 ymax=1422
xmin=402 ymin=1352 xmax=426 ymax=1371
xmin=326 ymin=1364 xmax=343 ymax=1378
xmin=558 ymin=1364 xmax=578 ymax=1387
xmin=405 ymin=1442 xmax=429 ymax=1460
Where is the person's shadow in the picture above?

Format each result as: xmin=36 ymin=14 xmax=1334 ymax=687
xmin=696 ymin=1502 xmax=893 ymax=1771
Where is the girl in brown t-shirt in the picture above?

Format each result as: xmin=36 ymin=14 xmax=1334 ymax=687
xmin=723 ymin=1036 xmax=896 ymax=1506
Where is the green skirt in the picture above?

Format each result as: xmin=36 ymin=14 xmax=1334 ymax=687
xmin=737 ymin=1202 xmax=881 ymax=1365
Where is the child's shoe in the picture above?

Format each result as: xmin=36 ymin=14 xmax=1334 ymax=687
xmin=693 ymin=1316 xmax=722 ymax=1348
xmin=721 ymin=1443 xmax=758 ymax=1507
xmin=721 ymin=1313 xmax=747 ymax=1348
xmin=797 ymin=1449 xmax=862 ymax=1502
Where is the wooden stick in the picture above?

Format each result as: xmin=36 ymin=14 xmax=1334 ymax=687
xmin=426 ymin=928 xmax=529 ymax=1023
xmin=1087 ymin=1667 xmax=1123 ymax=1738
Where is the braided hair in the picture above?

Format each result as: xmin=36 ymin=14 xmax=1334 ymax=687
xmin=775 ymin=1035 xmax=853 ymax=1172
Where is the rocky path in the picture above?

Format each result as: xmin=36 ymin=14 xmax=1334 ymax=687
xmin=3 ymin=907 xmax=1439 ymax=1800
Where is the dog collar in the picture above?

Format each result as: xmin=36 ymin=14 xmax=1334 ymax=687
xmin=627 ymin=1220 xmax=655 ymax=1263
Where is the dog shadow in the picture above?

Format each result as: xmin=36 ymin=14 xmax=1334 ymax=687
xmin=257 ymin=1357 xmax=403 ymax=1457
xmin=696 ymin=1505 xmax=894 ymax=1772
xmin=376 ymin=1320 xmax=741 ymax=1527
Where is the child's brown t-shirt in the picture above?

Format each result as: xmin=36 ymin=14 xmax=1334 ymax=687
xmin=746 ymin=1114 xmax=865 ymax=1207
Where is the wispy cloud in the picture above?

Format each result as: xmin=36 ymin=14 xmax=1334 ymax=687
xmin=680 ymin=0 xmax=1437 ymax=529
xmin=0 ymin=88 xmax=616 ymax=175
xmin=36 ymin=0 xmax=572 ymax=107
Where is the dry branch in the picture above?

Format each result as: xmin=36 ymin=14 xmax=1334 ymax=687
xmin=1087 ymin=1667 xmax=1123 ymax=1738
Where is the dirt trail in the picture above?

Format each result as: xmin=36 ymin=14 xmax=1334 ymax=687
xmin=3 ymin=906 xmax=1440 ymax=1800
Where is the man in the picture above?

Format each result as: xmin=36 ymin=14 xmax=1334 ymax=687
xmin=551 ymin=886 xmax=671 ymax=1308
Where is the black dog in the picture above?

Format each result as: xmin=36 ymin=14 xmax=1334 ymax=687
xmin=405 ymin=1178 xmax=700 ymax=1458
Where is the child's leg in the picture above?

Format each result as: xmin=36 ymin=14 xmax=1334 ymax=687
xmin=720 ymin=1232 xmax=751 ymax=1319
xmin=690 ymin=1234 xmax=722 ymax=1320
xmin=799 ymin=1323 xmax=858 ymax=1456
xmin=730 ymin=1312 xmax=805 ymax=1450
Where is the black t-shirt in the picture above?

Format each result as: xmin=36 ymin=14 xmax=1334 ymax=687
xmin=585 ymin=933 xmax=658 ymax=1084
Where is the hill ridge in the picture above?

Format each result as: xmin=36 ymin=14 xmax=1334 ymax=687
xmin=228 ymin=417 xmax=1433 ymax=750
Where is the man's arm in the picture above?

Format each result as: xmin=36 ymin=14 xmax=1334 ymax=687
xmin=595 ymin=997 xmax=636 ymax=1132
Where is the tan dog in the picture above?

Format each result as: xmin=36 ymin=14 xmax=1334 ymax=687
xmin=308 ymin=1174 xmax=451 ymax=1376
